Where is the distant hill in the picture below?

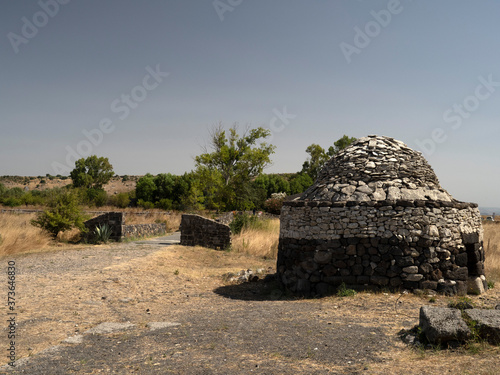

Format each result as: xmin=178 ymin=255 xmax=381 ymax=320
xmin=479 ymin=207 xmax=500 ymax=216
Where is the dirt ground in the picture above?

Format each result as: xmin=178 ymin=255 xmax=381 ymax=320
xmin=1 ymin=241 xmax=500 ymax=375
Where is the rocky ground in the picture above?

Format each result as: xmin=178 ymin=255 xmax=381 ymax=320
xmin=0 ymin=241 xmax=499 ymax=374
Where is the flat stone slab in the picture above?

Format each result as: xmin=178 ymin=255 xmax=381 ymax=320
xmin=465 ymin=309 xmax=500 ymax=344
xmin=420 ymin=306 xmax=470 ymax=344
xmin=147 ymin=322 xmax=181 ymax=331
xmin=62 ymin=335 xmax=84 ymax=344
xmin=84 ymin=322 xmax=135 ymax=335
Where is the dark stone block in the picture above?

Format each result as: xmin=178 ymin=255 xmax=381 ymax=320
xmin=321 ymin=265 xmax=337 ymax=277
xmin=390 ymin=277 xmax=402 ymax=287
xmin=389 ymin=236 xmax=400 ymax=246
xmin=437 ymin=281 xmax=457 ymax=296
xmin=368 ymin=247 xmax=378 ymax=255
xmin=402 ymin=281 xmax=420 ymax=290
xmin=455 ymin=253 xmax=468 ymax=267
xmin=352 ymin=264 xmax=364 ymax=276
xmin=357 ymin=276 xmax=370 ymax=284
xmin=420 ymin=280 xmax=438 ymax=290
xmin=447 ymin=267 xmax=468 ymax=281
xmin=390 ymin=246 xmax=404 ymax=256
xmin=430 ymin=269 xmax=443 ymax=281
xmin=396 ymin=256 xmax=414 ymax=267
xmin=456 ymin=281 xmax=467 ymax=296
xmin=371 ymin=275 xmax=389 ymax=286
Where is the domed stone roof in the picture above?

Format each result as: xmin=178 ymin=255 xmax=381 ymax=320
xmin=300 ymin=135 xmax=453 ymax=202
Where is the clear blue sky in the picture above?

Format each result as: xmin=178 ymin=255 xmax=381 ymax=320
xmin=1 ymin=1 xmax=499 ymax=207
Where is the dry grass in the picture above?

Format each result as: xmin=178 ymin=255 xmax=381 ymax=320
xmin=483 ymin=221 xmax=500 ymax=282
xmin=0 ymin=213 xmax=51 ymax=257
xmin=231 ymin=218 xmax=280 ymax=259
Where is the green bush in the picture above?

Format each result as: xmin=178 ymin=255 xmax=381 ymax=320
xmin=155 ymin=198 xmax=173 ymax=210
xmin=2 ymin=198 xmax=22 ymax=207
xmin=109 ymin=192 xmax=131 ymax=208
xmin=31 ymin=191 xmax=87 ymax=238
xmin=336 ymin=282 xmax=357 ymax=297
xmin=84 ymin=188 xmax=108 ymax=207
xmin=229 ymin=213 xmax=260 ymax=234
xmin=137 ymin=199 xmax=155 ymax=209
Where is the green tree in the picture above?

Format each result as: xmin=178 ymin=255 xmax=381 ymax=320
xmin=194 ymin=124 xmax=276 ymax=210
xmin=70 ymin=156 xmax=114 ymax=190
xmin=301 ymin=135 xmax=356 ymax=179
xmin=31 ymin=191 xmax=87 ymax=238
xmin=289 ymin=173 xmax=313 ymax=194
xmin=135 ymin=174 xmax=156 ymax=203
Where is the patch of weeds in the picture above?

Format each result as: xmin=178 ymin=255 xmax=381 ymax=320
xmin=487 ymin=280 xmax=495 ymax=289
xmin=448 ymin=296 xmax=475 ymax=311
xmin=336 ymin=282 xmax=357 ymax=297
xmin=429 ymin=296 xmax=436 ymax=303
xmin=174 ymin=269 xmax=179 ymax=276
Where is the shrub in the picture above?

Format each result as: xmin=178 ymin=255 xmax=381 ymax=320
xmin=137 ymin=199 xmax=155 ymax=209
xmin=263 ymin=192 xmax=287 ymax=215
xmin=155 ymin=198 xmax=173 ymax=210
xmin=93 ymin=223 xmax=112 ymax=243
xmin=84 ymin=188 xmax=108 ymax=207
xmin=109 ymin=192 xmax=131 ymax=208
xmin=2 ymin=198 xmax=22 ymax=207
xmin=31 ymin=191 xmax=87 ymax=238
xmin=336 ymin=282 xmax=357 ymax=297
xmin=229 ymin=213 xmax=260 ymax=234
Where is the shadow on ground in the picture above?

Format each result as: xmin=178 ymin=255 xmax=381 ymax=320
xmin=213 ymin=278 xmax=293 ymax=301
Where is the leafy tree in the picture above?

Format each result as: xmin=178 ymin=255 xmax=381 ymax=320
xmin=301 ymin=135 xmax=356 ymax=179
xmin=135 ymin=174 xmax=156 ymax=202
xmin=289 ymin=173 xmax=313 ymax=194
xmin=153 ymin=173 xmax=176 ymax=202
xmin=70 ymin=156 xmax=114 ymax=190
xmin=31 ymin=191 xmax=87 ymax=238
xmin=194 ymin=124 xmax=276 ymax=210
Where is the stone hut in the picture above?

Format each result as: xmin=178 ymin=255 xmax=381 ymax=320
xmin=278 ymin=135 xmax=485 ymax=296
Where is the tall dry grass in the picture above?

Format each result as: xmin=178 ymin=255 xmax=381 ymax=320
xmin=0 ymin=213 xmax=51 ymax=257
xmin=484 ymin=222 xmax=500 ymax=282
xmin=231 ymin=218 xmax=280 ymax=259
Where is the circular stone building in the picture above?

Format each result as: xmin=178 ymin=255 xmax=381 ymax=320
xmin=277 ymin=135 xmax=485 ymax=296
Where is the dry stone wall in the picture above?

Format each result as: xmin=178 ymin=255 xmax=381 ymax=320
xmin=122 ymin=223 xmax=166 ymax=239
xmin=180 ymin=214 xmax=231 ymax=250
xmin=84 ymin=212 xmax=166 ymax=241
xmin=278 ymin=136 xmax=485 ymax=296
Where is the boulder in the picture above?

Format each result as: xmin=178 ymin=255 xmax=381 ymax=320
xmin=465 ymin=309 xmax=500 ymax=344
xmin=419 ymin=306 xmax=470 ymax=344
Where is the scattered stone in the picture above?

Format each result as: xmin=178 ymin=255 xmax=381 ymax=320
xmin=147 ymin=322 xmax=181 ymax=332
xmin=465 ymin=309 xmax=500 ymax=344
xmin=62 ymin=335 xmax=84 ymax=344
xmin=419 ymin=306 xmax=470 ymax=344
xmin=84 ymin=322 xmax=135 ymax=335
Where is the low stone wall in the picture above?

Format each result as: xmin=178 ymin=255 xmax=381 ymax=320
xmin=122 ymin=223 xmax=166 ymax=239
xmin=180 ymin=214 xmax=231 ymax=250
xmin=84 ymin=212 xmax=166 ymax=241
xmin=84 ymin=212 xmax=124 ymax=241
